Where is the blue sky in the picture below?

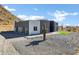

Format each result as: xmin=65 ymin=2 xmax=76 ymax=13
xmin=2 ymin=4 xmax=79 ymax=26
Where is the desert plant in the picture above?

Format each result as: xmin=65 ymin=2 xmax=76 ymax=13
xmin=42 ymin=24 xmax=47 ymax=41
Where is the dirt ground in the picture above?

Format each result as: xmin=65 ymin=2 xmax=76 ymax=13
xmin=0 ymin=35 xmax=19 ymax=55
xmin=7 ymin=32 xmax=79 ymax=55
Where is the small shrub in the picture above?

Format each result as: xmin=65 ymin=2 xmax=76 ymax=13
xmin=58 ymin=31 xmax=69 ymax=35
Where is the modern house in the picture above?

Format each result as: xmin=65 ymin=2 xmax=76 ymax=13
xmin=15 ymin=20 xmax=58 ymax=35
xmin=0 ymin=5 xmax=58 ymax=35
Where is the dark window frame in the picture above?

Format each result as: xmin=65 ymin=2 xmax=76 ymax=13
xmin=34 ymin=26 xmax=37 ymax=31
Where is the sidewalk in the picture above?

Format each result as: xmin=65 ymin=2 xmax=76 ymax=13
xmin=25 ymin=32 xmax=58 ymax=39
xmin=0 ymin=35 xmax=19 ymax=55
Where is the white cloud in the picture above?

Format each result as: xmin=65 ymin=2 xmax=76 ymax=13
xmin=70 ymin=12 xmax=78 ymax=15
xmin=49 ymin=10 xmax=78 ymax=22
xmin=29 ymin=16 xmax=45 ymax=20
xmin=33 ymin=8 xmax=38 ymax=11
xmin=17 ymin=15 xmax=45 ymax=21
xmin=66 ymin=24 xmax=70 ymax=26
xmin=62 ymin=24 xmax=71 ymax=28
xmin=4 ymin=6 xmax=16 ymax=11
xmin=60 ymin=23 xmax=70 ymax=26
xmin=17 ymin=15 xmax=29 ymax=21
xmin=77 ymin=24 xmax=79 ymax=26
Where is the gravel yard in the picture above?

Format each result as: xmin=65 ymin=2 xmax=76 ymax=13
xmin=8 ymin=32 xmax=79 ymax=55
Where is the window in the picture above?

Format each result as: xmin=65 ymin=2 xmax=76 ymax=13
xmin=34 ymin=26 xmax=37 ymax=31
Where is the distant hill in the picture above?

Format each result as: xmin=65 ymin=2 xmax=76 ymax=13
xmin=0 ymin=5 xmax=21 ymax=32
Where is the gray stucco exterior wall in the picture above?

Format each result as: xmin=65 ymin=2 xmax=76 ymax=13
xmin=15 ymin=21 xmax=29 ymax=35
xmin=40 ymin=20 xmax=50 ymax=34
xmin=50 ymin=21 xmax=58 ymax=32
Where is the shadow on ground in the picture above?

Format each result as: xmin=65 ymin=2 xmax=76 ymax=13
xmin=0 ymin=31 xmax=27 ymax=39
xmin=25 ymin=40 xmax=45 ymax=46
